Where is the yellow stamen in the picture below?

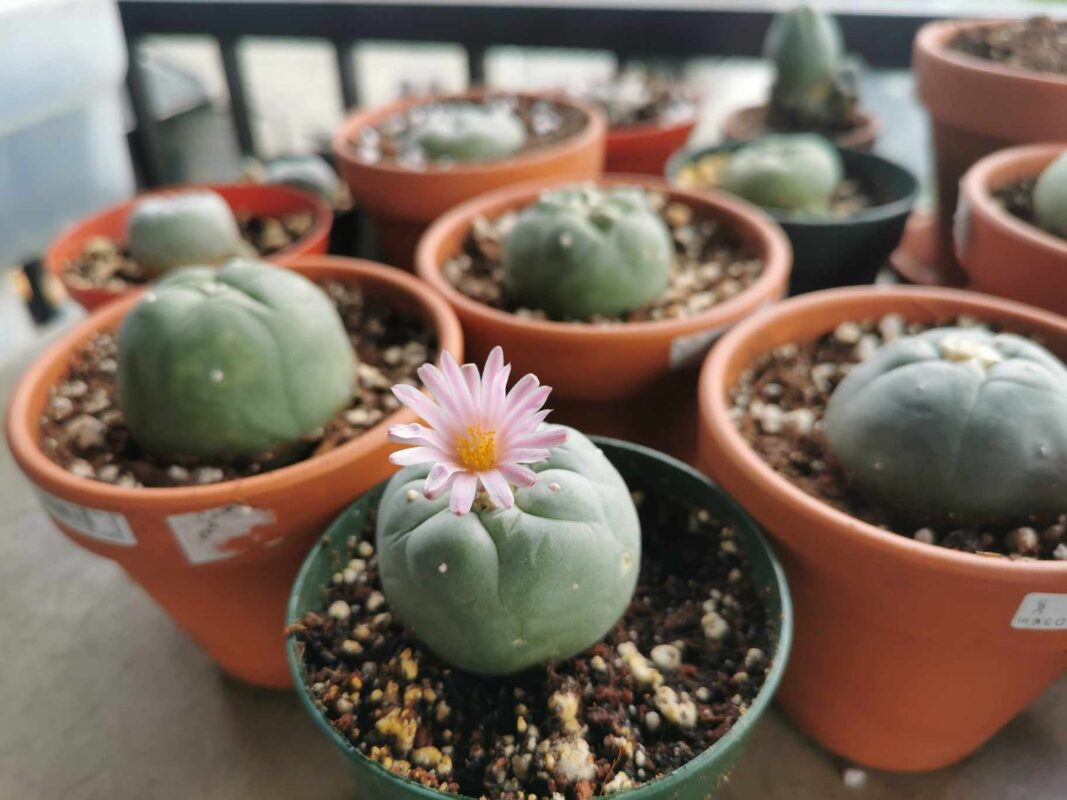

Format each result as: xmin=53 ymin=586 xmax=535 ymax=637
xmin=455 ymin=425 xmax=497 ymax=471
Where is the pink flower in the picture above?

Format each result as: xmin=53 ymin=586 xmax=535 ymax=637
xmin=388 ymin=347 xmax=568 ymax=515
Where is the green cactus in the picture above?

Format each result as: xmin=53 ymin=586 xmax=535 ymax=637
xmin=264 ymin=155 xmax=341 ymax=202
xmin=764 ymin=4 xmax=858 ymax=132
xmin=823 ymin=327 xmax=1067 ymax=524
xmin=127 ymin=190 xmax=248 ymax=277
xmin=117 ymin=259 xmax=355 ymax=461
xmin=406 ymin=102 xmax=527 ymax=163
xmin=376 ymin=426 xmax=641 ymax=675
xmin=720 ymin=134 xmax=843 ymax=213
xmin=502 ymin=186 xmax=673 ymax=318
xmin=1034 ymin=152 xmax=1067 ymax=238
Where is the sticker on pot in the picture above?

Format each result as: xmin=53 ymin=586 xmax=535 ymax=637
xmin=669 ymin=300 xmax=772 ymax=370
xmin=1011 ymin=593 xmax=1067 ymax=631
xmin=167 ymin=504 xmax=278 ymax=565
xmin=34 ymin=489 xmax=136 ymax=547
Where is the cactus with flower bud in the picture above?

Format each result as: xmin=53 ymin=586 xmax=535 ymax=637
xmin=823 ymin=327 xmax=1067 ymax=524
xmin=377 ymin=347 xmax=641 ymax=675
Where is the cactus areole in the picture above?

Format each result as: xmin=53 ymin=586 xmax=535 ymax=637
xmin=377 ymin=347 xmax=641 ymax=675
xmin=502 ymin=185 xmax=673 ymax=318
xmin=407 ymin=102 xmax=527 ymax=163
xmin=117 ymin=259 xmax=356 ymax=462
xmin=823 ymin=327 xmax=1067 ymax=524
xmin=127 ymin=190 xmax=248 ymax=277
xmin=1033 ymin=151 xmax=1067 ymax=238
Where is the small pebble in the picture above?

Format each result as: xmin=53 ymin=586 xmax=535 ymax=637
xmin=842 ymin=767 xmax=868 ymax=789
xmin=327 ymin=600 xmax=351 ymax=620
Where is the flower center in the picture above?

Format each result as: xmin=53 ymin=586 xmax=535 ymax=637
xmin=455 ymin=425 xmax=497 ymax=471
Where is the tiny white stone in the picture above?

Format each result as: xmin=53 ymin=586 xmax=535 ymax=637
xmin=650 ymin=644 xmax=682 ymax=671
xmin=834 ymin=321 xmax=863 ymax=345
xmin=357 ymin=541 xmax=375 ymax=558
xmin=702 ymin=610 xmax=729 ymax=640
xmin=644 ymin=711 xmax=661 ymax=732
xmin=365 ymin=591 xmax=385 ymax=612
xmin=843 ymin=767 xmax=868 ymax=789
xmin=1053 ymin=544 xmax=1067 ymax=561
xmin=327 ymin=600 xmax=351 ymax=620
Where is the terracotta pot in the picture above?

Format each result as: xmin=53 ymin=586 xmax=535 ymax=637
xmin=289 ymin=437 xmax=793 ymax=800
xmin=721 ymin=104 xmax=879 ymax=152
xmin=415 ymin=174 xmax=790 ymax=459
xmin=914 ymin=19 xmax=1067 ymax=286
xmin=45 ymin=183 xmax=333 ymax=312
xmin=332 ymin=90 xmax=607 ymax=268
xmin=697 ymin=285 xmax=1067 ymax=771
xmin=957 ymin=143 xmax=1067 ymax=316
xmin=667 ymin=144 xmax=918 ymax=295
xmin=6 ymin=256 xmax=463 ymax=688
xmin=605 ymin=117 xmax=698 ymax=176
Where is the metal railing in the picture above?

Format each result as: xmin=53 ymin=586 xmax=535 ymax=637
xmin=118 ymin=1 xmax=937 ymax=186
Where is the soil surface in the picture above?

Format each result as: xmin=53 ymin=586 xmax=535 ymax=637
xmin=38 ymin=281 xmax=437 ymax=488
xmin=352 ymin=95 xmax=589 ymax=168
xmin=63 ymin=211 xmax=317 ymax=292
xmin=952 ymin=16 xmax=1067 ymax=76
xmin=674 ymin=153 xmax=880 ymax=218
xmin=443 ymin=189 xmax=764 ymax=323
xmin=573 ymin=74 xmax=696 ymax=128
xmin=992 ymin=176 xmax=1065 ymax=241
xmin=289 ymin=484 xmax=774 ymax=799
xmin=730 ymin=314 xmax=1067 ymax=561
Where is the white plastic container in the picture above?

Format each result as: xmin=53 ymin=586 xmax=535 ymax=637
xmin=0 ymin=0 xmax=134 ymax=267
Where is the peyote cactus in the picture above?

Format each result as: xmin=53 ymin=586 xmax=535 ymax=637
xmin=263 ymin=155 xmax=341 ymax=202
xmin=502 ymin=186 xmax=673 ymax=318
xmin=127 ymin=190 xmax=248 ymax=277
xmin=720 ymin=134 xmax=843 ymax=213
xmin=1033 ymin=152 xmax=1067 ymax=238
xmin=377 ymin=348 xmax=641 ymax=675
xmin=823 ymin=327 xmax=1067 ymax=524
xmin=764 ymin=4 xmax=858 ymax=132
xmin=117 ymin=259 xmax=355 ymax=461
xmin=406 ymin=102 xmax=527 ymax=163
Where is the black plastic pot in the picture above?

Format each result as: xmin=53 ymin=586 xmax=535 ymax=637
xmin=666 ymin=143 xmax=918 ymax=295
xmin=287 ymin=437 xmax=793 ymax=800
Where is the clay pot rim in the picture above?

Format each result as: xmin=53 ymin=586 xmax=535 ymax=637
xmin=414 ymin=173 xmax=792 ymax=340
xmin=6 ymin=256 xmax=464 ymax=505
xmin=961 ymin=142 xmax=1067 ymax=258
xmin=606 ymin=113 xmax=699 ymax=142
xmin=721 ymin=103 xmax=881 ymax=150
xmin=698 ymin=284 xmax=1067 ymax=579
xmin=45 ymin=182 xmax=334 ymax=305
xmin=666 ymin=143 xmax=918 ymax=228
xmin=287 ymin=436 xmax=794 ymax=800
xmin=331 ymin=89 xmax=608 ymax=179
xmin=917 ymin=18 xmax=1067 ymax=88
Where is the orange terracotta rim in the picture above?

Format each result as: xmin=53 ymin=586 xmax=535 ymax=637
xmin=917 ymin=19 xmax=1067 ymax=88
xmin=7 ymin=256 xmax=463 ymax=507
xmin=721 ymin=104 xmax=880 ymax=151
xmin=699 ymin=285 xmax=1067 ymax=581
xmin=331 ymin=89 xmax=607 ymax=180
xmin=415 ymin=173 xmax=792 ymax=341
xmin=46 ymin=182 xmax=334 ymax=309
xmin=960 ymin=142 xmax=1067 ymax=259
xmin=605 ymin=115 xmax=698 ymax=144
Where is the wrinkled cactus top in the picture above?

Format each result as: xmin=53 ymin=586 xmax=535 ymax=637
xmin=502 ymin=185 xmax=673 ymax=318
xmin=824 ymin=326 xmax=1067 ymax=524
xmin=406 ymin=102 xmax=527 ymax=163
xmin=1034 ymin=151 xmax=1067 ymax=238
xmin=127 ymin=190 xmax=246 ymax=277
xmin=720 ymin=134 xmax=843 ymax=213
xmin=117 ymin=259 xmax=355 ymax=461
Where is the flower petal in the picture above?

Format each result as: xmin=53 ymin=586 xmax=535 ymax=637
xmin=424 ymin=461 xmax=462 ymax=499
xmin=505 ymin=448 xmax=554 ymax=464
xmin=507 ymin=427 xmax=569 ymax=452
xmin=391 ymin=384 xmax=455 ymax=435
xmin=441 ymin=351 xmax=478 ymax=420
xmin=479 ymin=469 xmax=515 ymax=509
xmin=388 ymin=422 xmax=450 ymax=451
xmin=497 ymin=462 xmax=538 ymax=488
xmin=449 ymin=472 xmax=478 ymax=515
xmin=417 ymin=362 xmax=465 ymax=420
xmin=389 ymin=446 xmax=447 ymax=466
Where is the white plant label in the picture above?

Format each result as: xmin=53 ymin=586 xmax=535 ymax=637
xmin=1011 ymin=593 xmax=1067 ymax=631
xmin=168 ymin=504 xmax=277 ymax=565
xmin=35 ymin=490 xmax=136 ymax=547
xmin=669 ymin=300 xmax=773 ymax=370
